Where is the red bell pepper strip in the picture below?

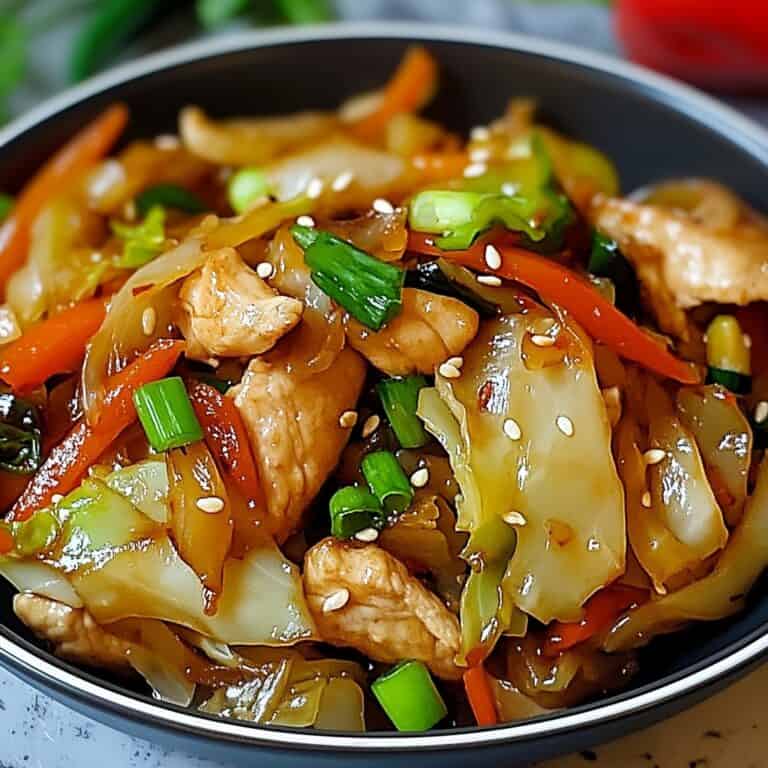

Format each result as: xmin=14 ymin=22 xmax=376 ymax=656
xmin=463 ymin=664 xmax=499 ymax=727
xmin=0 ymin=527 xmax=13 ymax=554
xmin=0 ymin=104 xmax=129 ymax=299
xmin=407 ymin=231 xmax=699 ymax=385
xmin=543 ymin=584 xmax=649 ymax=657
xmin=9 ymin=339 xmax=184 ymax=522
xmin=0 ymin=298 xmax=108 ymax=393
xmin=189 ymin=380 xmax=265 ymax=511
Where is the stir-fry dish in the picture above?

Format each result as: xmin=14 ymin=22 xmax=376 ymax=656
xmin=1 ymin=47 xmax=768 ymax=733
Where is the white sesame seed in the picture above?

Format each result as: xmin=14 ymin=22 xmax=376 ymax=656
xmin=643 ymin=448 xmax=666 ymax=466
xmin=755 ymin=401 xmax=768 ymax=424
xmin=502 ymin=510 xmax=526 ymax=526
xmin=410 ymin=468 xmax=430 ymax=488
xmin=477 ymin=274 xmax=502 ymax=287
xmin=306 ymin=177 xmax=324 ymax=199
xmin=361 ymin=414 xmax=380 ymax=438
xmin=51 ymin=494 xmax=63 ymax=505
xmin=256 ymin=261 xmax=274 ymax=280
xmin=372 ymin=198 xmax=395 ymax=215
xmin=154 ymin=134 xmax=180 ymax=150
xmin=446 ymin=356 xmax=464 ymax=369
xmin=641 ymin=491 xmax=652 ymax=508
xmin=744 ymin=333 xmax=752 ymax=349
xmin=438 ymin=362 xmax=461 ymax=379
xmin=196 ymin=496 xmax=225 ymax=514
xmin=141 ymin=307 xmax=156 ymax=337
xmin=296 ymin=215 xmax=315 ymax=228
xmin=501 ymin=419 xmax=522 ymax=442
xmin=501 ymin=182 xmax=518 ymax=197
xmin=530 ymin=334 xmax=555 ymax=347
xmin=470 ymin=126 xmax=490 ymax=142
xmin=463 ymin=162 xmax=487 ymax=178
xmin=339 ymin=410 xmax=358 ymax=429
xmin=484 ymin=243 xmax=502 ymax=271
xmin=322 ymin=588 xmax=350 ymax=613
xmin=556 ymin=415 xmax=574 ymax=437
xmin=331 ymin=170 xmax=354 ymax=192
xmin=354 ymin=527 xmax=379 ymax=543
xmin=470 ymin=147 xmax=491 ymax=163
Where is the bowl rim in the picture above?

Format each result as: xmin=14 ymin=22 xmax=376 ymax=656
xmin=1 ymin=20 xmax=767 ymax=752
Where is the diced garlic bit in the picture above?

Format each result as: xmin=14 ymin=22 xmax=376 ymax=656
xmin=296 ymin=215 xmax=315 ymax=228
xmin=446 ymin=356 xmax=464 ymax=369
xmin=338 ymin=410 xmax=358 ymax=429
xmin=503 ymin=510 xmax=526 ymax=526
xmin=322 ymin=588 xmax=350 ymax=613
xmin=361 ymin=414 xmax=380 ymax=438
xmin=477 ymin=275 xmax=502 ymax=287
xmin=643 ymin=448 xmax=666 ymax=466
xmin=641 ymin=491 xmax=652 ymax=509
xmin=141 ymin=307 xmax=157 ymax=336
xmin=438 ymin=362 xmax=461 ymax=379
xmin=409 ymin=468 xmax=429 ymax=488
xmin=755 ymin=401 xmax=768 ymax=424
xmin=306 ymin=177 xmax=324 ymax=199
xmin=556 ymin=415 xmax=575 ymax=437
xmin=255 ymin=261 xmax=274 ymax=279
xmin=484 ymin=244 xmax=502 ymax=271
xmin=530 ymin=334 xmax=556 ymax=347
xmin=503 ymin=418 xmax=522 ymax=441
xmin=354 ymin=527 xmax=379 ymax=543
xmin=196 ymin=496 xmax=225 ymax=514
xmin=372 ymin=197 xmax=395 ymax=215
xmin=331 ymin=170 xmax=355 ymax=191
xmin=463 ymin=162 xmax=486 ymax=178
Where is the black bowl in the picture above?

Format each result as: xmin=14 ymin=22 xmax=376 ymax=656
xmin=1 ymin=23 xmax=766 ymax=768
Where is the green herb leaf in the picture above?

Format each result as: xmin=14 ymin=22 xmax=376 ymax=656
xmin=0 ymin=390 xmax=41 ymax=475
xmin=273 ymin=0 xmax=334 ymax=24
xmin=0 ymin=14 xmax=26 ymax=124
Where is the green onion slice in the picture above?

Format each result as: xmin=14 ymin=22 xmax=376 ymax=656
xmin=377 ymin=376 xmax=429 ymax=449
xmin=112 ymin=205 xmax=166 ymax=268
xmin=361 ymin=450 xmax=414 ymax=515
xmin=291 ymin=224 xmax=404 ymax=331
xmin=705 ymin=315 xmax=752 ymax=394
xmin=371 ymin=660 xmax=448 ymax=732
xmin=588 ymin=232 xmax=640 ymax=317
xmin=329 ymin=486 xmax=384 ymax=539
xmin=135 ymin=184 xmax=207 ymax=218
xmin=227 ymin=167 xmax=271 ymax=214
xmin=133 ymin=376 xmax=203 ymax=452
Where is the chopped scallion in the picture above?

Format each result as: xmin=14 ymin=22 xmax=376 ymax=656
xmin=112 ymin=205 xmax=166 ymax=268
xmin=227 ymin=167 xmax=271 ymax=214
xmin=377 ymin=376 xmax=429 ymax=449
xmin=133 ymin=376 xmax=203 ymax=452
xmin=135 ymin=184 xmax=207 ymax=218
xmin=588 ymin=232 xmax=639 ymax=317
xmin=705 ymin=315 xmax=751 ymax=394
xmin=329 ymin=485 xmax=384 ymax=539
xmin=361 ymin=450 xmax=413 ymax=515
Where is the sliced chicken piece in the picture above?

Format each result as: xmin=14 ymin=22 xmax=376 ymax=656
xmin=593 ymin=191 xmax=768 ymax=340
xmin=231 ymin=347 xmax=366 ymax=542
xmin=14 ymin=594 xmax=132 ymax=670
xmin=177 ymin=247 xmax=303 ymax=362
xmin=303 ymin=538 xmax=461 ymax=680
xmin=346 ymin=288 xmax=479 ymax=376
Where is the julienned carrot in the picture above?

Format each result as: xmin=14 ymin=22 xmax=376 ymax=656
xmin=0 ymin=298 xmax=108 ymax=393
xmin=463 ymin=664 xmax=499 ymax=727
xmin=189 ymin=380 xmax=265 ymax=512
xmin=351 ymin=46 xmax=438 ymax=141
xmin=0 ymin=103 xmax=129 ymax=299
xmin=9 ymin=339 xmax=184 ymax=522
xmin=407 ymin=231 xmax=699 ymax=385
xmin=543 ymin=585 xmax=649 ymax=656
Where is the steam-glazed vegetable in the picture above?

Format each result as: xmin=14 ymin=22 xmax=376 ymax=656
xmin=1 ymin=46 xmax=767 ymax=734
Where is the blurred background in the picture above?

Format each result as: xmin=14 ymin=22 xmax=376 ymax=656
xmin=0 ymin=0 xmax=766 ymax=127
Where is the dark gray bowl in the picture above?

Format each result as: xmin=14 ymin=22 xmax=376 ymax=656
xmin=1 ymin=22 xmax=766 ymax=768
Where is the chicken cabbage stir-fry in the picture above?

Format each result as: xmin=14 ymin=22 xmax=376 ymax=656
xmin=2 ymin=47 xmax=768 ymax=733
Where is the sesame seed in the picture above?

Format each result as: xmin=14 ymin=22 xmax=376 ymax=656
xmin=470 ymin=147 xmax=491 ymax=163
xmin=410 ymin=468 xmax=430 ymax=488
xmin=641 ymin=491 xmax=652 ymax=508
xmin=256 ymin=261 xmax=274 ymax=280
xmin=484 ymin=243 xmax=502 ymax=270
xmin=306 ymin=177 xmax=324 ymax=199
xmin=372 ymin=198 xmax=395 ymax=215
xmin=643 ymin=448 xmax=666 ymax=466
xmin=446 ymin=356 xmax=464 ymax=369
xmin=438 ymin=362 xmax=461 ymax=379
xmin=196 ymin=496 xmax=225 ymax=514
xmin=322 ymin=588 xmax=350 ymax=613
xmin=470 ymin=126 xmax=490 ymax=142
xmin=477 ymin=275 xmax=502 ymax=287
xmin=503 ymin=418 xmax=522 ymax=441
xmin=296 ymin=215 xmax=315 ymax=228
xmin=501 ymin=182 xmax=518 ymax=197
xmin=361 ymin=414 xmax=380 ymax=438
xmin=51 ymin=494 xmax=63 ymax=505
xmin=556 ymin=415 xmax=574 ymax=437
xmin=503 ymin=510 xmax=526 ymax=526
xmin=141 ymin=307 xmax=156 ymax=336
xmin=463 ymin=162 xmax=487 ymax=178
xmin=339 ymin=410 xmax=358 ymax=428
xmin=755 ymin=401 xmax=768 ymax=424
xmin=530 ymin=334 xmax=555 ymax=347
xmin=354 ymin=527 xmax=379 ymax=543
xmin=744 ymin=333 xmax=752 ymax=349
xmin=332 ymin=170 xmax=354 ymax=191
xmin=154 ymin=134 xmax=180 ymax=150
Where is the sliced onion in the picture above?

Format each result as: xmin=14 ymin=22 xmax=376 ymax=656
xmin=0 ymin=304 xmax=22 ymax=346
xmin=0 ymin=560 xmax=83 ymax=608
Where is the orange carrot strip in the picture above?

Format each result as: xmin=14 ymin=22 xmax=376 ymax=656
xmin=0 ymin=103 xmax=129 ymax=298
xmin=0 ymin=298 xmax=107 ymax=393
xmin=9 ymin=339 xmax=183 ymax=521
xmin=463 ymin=664 xmax=499 ymax=727
xmin=0 ymin=526 xmax=13 ymax=554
